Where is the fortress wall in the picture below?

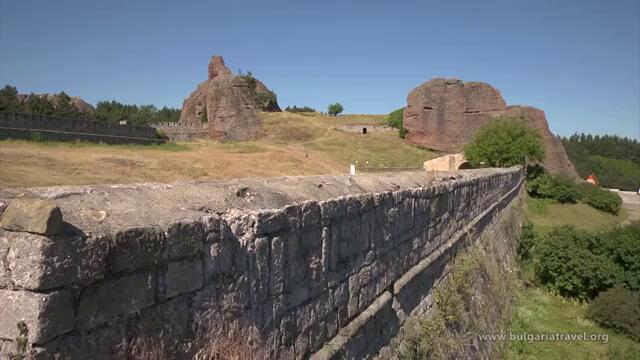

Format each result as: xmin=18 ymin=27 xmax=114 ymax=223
xmin=0 ymin=112 xmax=164 ymax=144
xmin=0 ymin=167 xmax=524 ymax=359
xmin=152 ymin=122 xmax=209 ymax=141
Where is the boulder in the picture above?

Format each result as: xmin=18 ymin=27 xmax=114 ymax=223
xmin=404 ymin=78 xmax=578 ymax=177
xmin=0 ymin=198 xmax=64 ymax=235
xmin=179 ymin=55 xmax=280 ymax=141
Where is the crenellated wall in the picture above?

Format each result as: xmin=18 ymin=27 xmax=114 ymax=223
xmin=0 ymin=112 xmax=164 ymax=144
xmin=0 ymin=167 xmax=524 ymax=359
xmin=152 ymin=122 xmax=209 ymax=141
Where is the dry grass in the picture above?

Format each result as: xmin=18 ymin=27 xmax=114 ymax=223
xmin=0 ymin=112 xmax=436 ymax=188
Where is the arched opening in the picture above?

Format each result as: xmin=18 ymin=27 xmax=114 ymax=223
xmin=362 ymin=127 xmax=367 ymax=135
xmin=457 ymin=161 xmax=472 ymax=169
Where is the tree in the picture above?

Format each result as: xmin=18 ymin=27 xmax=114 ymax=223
xmin=464 ymin=118 xmax=544 ymax=168
xmin=0 ymin=85 xmax=23 ymax=112
xmin=24 ymin=94 xmax=55 ymax=115
xmin=53 ymin=91 xmax=82 ymax=119
xmin=327 ymin=103 xmax=344 ymax=116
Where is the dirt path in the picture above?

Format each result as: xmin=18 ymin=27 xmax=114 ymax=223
xmin=615 ymin=190 xmax=640 ymax=223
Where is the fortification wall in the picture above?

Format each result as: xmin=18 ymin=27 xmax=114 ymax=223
xmin=152 ymin=122 xmax=209 ymax=141
xmin=0 ymin=167 xmax=524 ymax=359
xmin=0 ymin=112 xmax=164 ymax=144
xmin=337 ymin=123 xmax=394 ymax=134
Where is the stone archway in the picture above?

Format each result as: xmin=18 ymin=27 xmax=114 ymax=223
xmin=362 ymin=127 xmax=367 ymax=134
xmin=457 ymin=161 xmax=472 ymax=169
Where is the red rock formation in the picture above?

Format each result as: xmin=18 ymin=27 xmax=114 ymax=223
xmin=179 ymin=55 xmax=279 ymax=141
xmin=404 ymin=78 xmax=578 ymax=177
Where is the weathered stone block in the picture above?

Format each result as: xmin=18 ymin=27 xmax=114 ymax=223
xmin=0 ymin=198 xmax=63 ymax=236
xmin=204 ymin=239 xmax=235 ymax=279
xmin=166 ymin=220 xmax=204 ymax=259
xmin=255 ymin=210 xmax=288 ymax=235
xmin=111 ymin=226 xmax=164 ymax=273
xmin=5 ymin=231 xmax=108 ymax=290
xmin=0 ymin=289 xmax=73 ymax=344
xmin=202 ymin=214 xmax=222 ymax=244
xmin=134 ymin=297 xmax=189 ymax=349
xmin=77 ymin=272 xmax=156 ymax=329
xmin=255 ymin=237 xmax=270 ymax=301
xmin=164 ymin=258 xmax=203 ymax=298
xmin=301 ymin=201 xmax=321 ymax=229
xmin=32 ymin=322 xmax=125 ymax=360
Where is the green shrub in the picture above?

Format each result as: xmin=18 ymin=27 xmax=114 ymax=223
xmin=517 ymin=223 xmax=536 ymax=261
xmin=255 ymin=90 xmax=278 ymax=111
xmin=526 ymin=174 xmax=579 ymax=203
xmin=327 ymin=103 xmax=344 ymax=116
xmin=533 ymin=226 xmax=618 ymax=300
xmin=386 ymin=108 xmax=405 ymax=138
xmin=464 ymin=118 xmax=544 ymax=168
xmin=586 ymin=287 xmax=640 ymax=341
xmin=30 ymin=132 xmax=45 ymax=142
xmin=576 ymin=183 xmax=623 ymax=215
xmin=601 ymin=223 xmax=640 ymax=291
xmin=155 ymin=129 xmax=169 ymax=140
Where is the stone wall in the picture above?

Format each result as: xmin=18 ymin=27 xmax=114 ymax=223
xmin=337 ymin=123 xmax=394 ymax=134
xmin=0 ymin=112 xmax=164 ymax=145
xmin=152 ymin=122 xmax=209 ymax=141
xmin=0 ymin=167 xmax=524 ymax=359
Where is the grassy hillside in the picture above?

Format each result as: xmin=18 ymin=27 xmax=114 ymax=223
xmin=0 ymin=112 xmax=437 ymax=188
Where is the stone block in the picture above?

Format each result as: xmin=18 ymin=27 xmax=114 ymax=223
xmin=31 ymin=322 xmax=125 ymax=360
xmin=204 ymin=239 xmax=235 ymax=279
xmin=163 ymin=258 xmax=203 ymax=298
xmin=111 ymin=226 xmax=164 ymax=273
xmin=301 ymin=201 xmax=321 ymax=229
xmin=77 ymin=272 xmax=156 ymax=329
xmin=202 ymin=214 xmax=222 ymax=244
xmin=0 ymin=198 xmax=63 ymax=236
xmin=134 ymin=297 xmax=190 ymax=349
xmin=166 ymin=219 xmax=204 ymax=259
xmin=255 ymin=210 xmax=288 ymax=235
xmin=5 ymin=231 xmax=108 ymax=290
xmin=0 ymin=289 xmax=73 ymax=345
xmin=255 ymin=237 xmax=270 ymax=301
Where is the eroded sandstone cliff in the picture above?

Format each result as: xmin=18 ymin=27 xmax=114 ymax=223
xmin=404 ymin=78 xmax=577 ymax=177
xmin=179 ymin=55 xmax=279 ymax=141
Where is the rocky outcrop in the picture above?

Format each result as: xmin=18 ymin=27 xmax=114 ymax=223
xmin=17 ymin=94 xmax=95 ymax=113
xmin=404 ymin=78 xmax=577 ymax=177
xmin=179 ymin=55 xmax=280 ymax=141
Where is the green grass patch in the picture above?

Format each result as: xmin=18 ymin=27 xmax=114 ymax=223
xmin=507 ymin=287 xmax=640 ymax=360
xmin=525 ymin=195 xmax=626 ymax=235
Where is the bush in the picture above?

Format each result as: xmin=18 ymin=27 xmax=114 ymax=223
xmin=576 ymin=183 xmax=623 ymax=215
xmin=517 ymin=223 xmax=536 ymax=261
xmin=533 ymin=226 xmax=619 ymax=300
xmin=526 ymin=174 xmax=579 ymax=203
xmin=601 ymin=223 xmax=640 ymax=291
xmin=327 ymin=103 xmax=344 ymax=116
xmin=464 ymin=118 xmax=544 ymax=168
xmin=255 ymin=90 xmax=278 ymax=111
xmin=586 ymin=287 xmax=640 ymax=341
xmin=387 ymin=107 xmax=405 ymax=138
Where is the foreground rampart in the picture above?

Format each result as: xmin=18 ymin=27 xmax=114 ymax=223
xmin=0 ymin=167 xmax=524 ymax=359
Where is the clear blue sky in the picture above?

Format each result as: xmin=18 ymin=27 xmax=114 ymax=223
xmin=1 ymin=0 xmax=638 ymax=138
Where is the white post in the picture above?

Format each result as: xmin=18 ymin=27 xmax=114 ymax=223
xmin=350 ymin=164 xmax=356 ymax=176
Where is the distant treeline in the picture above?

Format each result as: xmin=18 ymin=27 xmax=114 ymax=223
xmin=0 ymin=85 xmax=181 ymax=126
xmin=284 ymin=105 xmax=316 ymax=113
xmin=562 ymin=133 xmax=640 ymax=191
